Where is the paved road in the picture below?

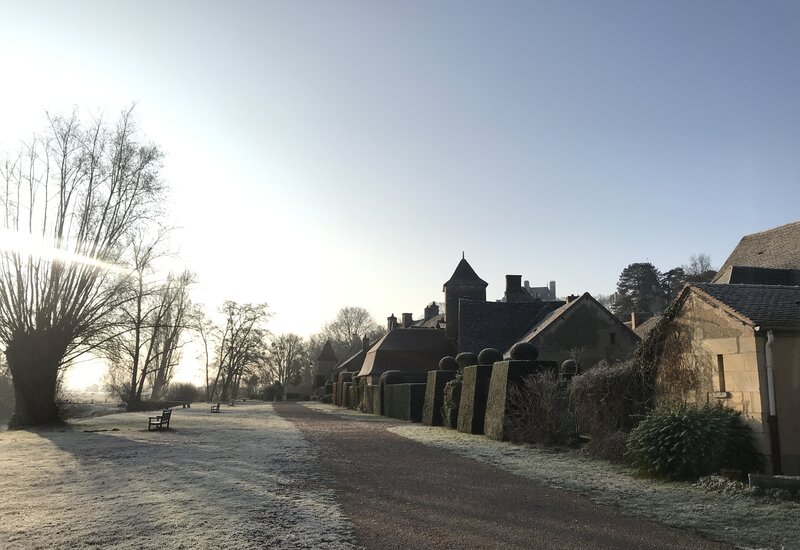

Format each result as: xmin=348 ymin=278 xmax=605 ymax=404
xmin=275 ymin=402 xmax=728 ymax=550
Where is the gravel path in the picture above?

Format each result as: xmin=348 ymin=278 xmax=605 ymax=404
xmin=275 ymin=401 xmax=727 ymax=550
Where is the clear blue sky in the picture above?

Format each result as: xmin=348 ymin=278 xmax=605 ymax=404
xmin=2 ymin=0 xmax=799 ymax=340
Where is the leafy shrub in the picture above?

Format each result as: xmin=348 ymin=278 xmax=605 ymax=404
xmin=626 ymin=402 xmax=762 ymax=480
xmin=505 ymin=371 xmax=575 ymax=446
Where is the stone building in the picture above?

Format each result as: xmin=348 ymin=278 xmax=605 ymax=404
xmin=443 ymin=256 xmax=487 ymax=341
xmin=314 ymin=340 xmax=338 ymax=389
xmin=662 ymin=283 xmax=800 ymax=475
xmin=512 ymin=292 xmax=639 ymax=369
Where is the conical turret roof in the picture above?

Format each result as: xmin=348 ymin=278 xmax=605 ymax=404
xmin=443 ymin=257 xmax=488 ymax=289
xmin=317 ymin=339 xmax=338 ymax=362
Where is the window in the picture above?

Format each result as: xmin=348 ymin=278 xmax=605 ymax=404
xmin=716 ymin=354 xmax=726 ymax=392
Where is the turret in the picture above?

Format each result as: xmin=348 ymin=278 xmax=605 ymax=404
xmin=443 ymin=255 xmax=487 ymax=341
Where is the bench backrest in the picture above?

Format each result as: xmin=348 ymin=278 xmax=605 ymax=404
xmin=162 ymin=409 xmax=171 ymax=419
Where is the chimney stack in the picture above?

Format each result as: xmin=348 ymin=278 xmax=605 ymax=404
xmin=387 ymin=314 xmax=397 ymax=332
xmin=505 ymin=274 xmax=522 ymax=294
xmin=566 ymin=294 xmax=579 ymax=303
xmin=630 ymin=312 xmax=638 ymax=330
xmin=549 ymin=280 xmax=556 ymax=299
xmin=362 ymin=334 xmax=370 ymax=352
xmin=402 ymin=312 xmax=413 ymax=328
xmin=424 ymin=301 xmax=440 ymax=321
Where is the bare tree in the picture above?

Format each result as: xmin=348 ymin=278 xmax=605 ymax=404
xmin=321 ymin=306 xmax=384 ymax=359
xmin=191 ymin=306 xmax=217 ymax=401
xmin=209 ymin=302 xmax=270 ymax=401
xmin=0 ymin=108 xmax=164 ymax=426
xmin=263 ymin=333 xmax=310 ymax=390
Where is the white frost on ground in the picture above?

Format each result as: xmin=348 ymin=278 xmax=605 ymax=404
xmin=0 ymin=402 xmax=359 ymax=550
xmin=302 ymin=403 xmax=800 ymax=550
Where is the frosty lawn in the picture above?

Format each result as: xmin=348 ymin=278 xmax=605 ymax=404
xmin=0 ymin=402 xmax=358 ymax=550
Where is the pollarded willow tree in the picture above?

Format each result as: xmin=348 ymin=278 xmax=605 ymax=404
xmin=0 ymin=108 xmax=164 ymax=427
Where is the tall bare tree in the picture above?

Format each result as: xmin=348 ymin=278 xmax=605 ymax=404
xmin=0 ymin=108 xmax=164 ymax=426
xmin=209 ymin=302 xmax=269 ymax=401
xmin=320 ymin=306 xmax=384 ymax=359
xmin=264 ymin=333 xmax=309 ymax=390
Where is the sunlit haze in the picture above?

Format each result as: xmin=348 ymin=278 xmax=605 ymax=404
xmin=2 ymin=1 xmax=800 ymax=388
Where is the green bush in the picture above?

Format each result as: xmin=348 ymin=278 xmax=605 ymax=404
xmin=626 ymin=402 xmax=762 ymax=480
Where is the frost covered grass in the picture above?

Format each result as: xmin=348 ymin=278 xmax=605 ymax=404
xmin=0 ymin=401 xmax=359 ymax=549
xmin=303 ymin=403 xmax=800 ymax=550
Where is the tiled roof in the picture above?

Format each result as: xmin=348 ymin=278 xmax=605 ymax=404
xmin=443 ymin=258 xmax=488 ymax=288
xmin=358 ymin=328 xmax=455 ymax=377
xmin=457 ymin=299 xmax=564 ymax=354
xmin=414 ymin=313 xmax=444 ymax=328
xmin=691 ymin=284 xmax=800 ymax=329
xmin=713 ymin=221 xmax=800 ymax=283
xmin=633 ymin=315 xmax=663 ymax=338
xmin=316 ymin=340 xmax=338 ymax=362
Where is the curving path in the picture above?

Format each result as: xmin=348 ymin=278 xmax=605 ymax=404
xmin=275 ymin=401 xmax=728 ymax=550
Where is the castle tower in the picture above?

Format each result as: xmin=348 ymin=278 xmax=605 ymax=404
xmin=314 ymin=339 xmax=338 ymax=389
xmin=443 ymin=256 xmax=488 ymax=341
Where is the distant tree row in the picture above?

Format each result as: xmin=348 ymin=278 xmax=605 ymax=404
xmin=612 ymin=254 xmax=716 ymax=319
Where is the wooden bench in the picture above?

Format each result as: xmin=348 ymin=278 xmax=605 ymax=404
xmin=148 ymin=409 xmax=172 ymax=431
xmin=210 ymin=403 xmax=220 ymax=413
xmin=228 ymin=401 xmax=235 ymax=407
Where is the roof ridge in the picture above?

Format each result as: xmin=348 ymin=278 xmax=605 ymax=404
xmin=742 ymin=219 xmax=800 ymax=238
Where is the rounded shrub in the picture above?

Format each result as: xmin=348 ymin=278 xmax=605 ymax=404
xmin=477 ymin=348 xmax=503 ymax=366
xmin=626 ymin=402 xmax=762 ymax=480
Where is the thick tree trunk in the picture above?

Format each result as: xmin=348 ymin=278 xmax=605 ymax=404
xmin=5 ymin=329 xmax=69 ymax=428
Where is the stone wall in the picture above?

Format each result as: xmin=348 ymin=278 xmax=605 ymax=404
xmin=384 ymin=383 xmax=427 ymax=422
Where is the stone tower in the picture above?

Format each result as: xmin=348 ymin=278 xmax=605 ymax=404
xmin=314 ymin=339 xmax=338 ymax=390
xmin=443 ymin=256 xmax=488 ymax=341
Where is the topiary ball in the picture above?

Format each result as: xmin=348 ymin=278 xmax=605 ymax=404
xmin=455 ymin=352 xmax=477 ymax=369
xmin=477 ymin=348 xmax=503 ymax=366
xmin=510 ymin=342 xmax=539 ymax=360
xmin=439 ymin=356 xmax=458 ymax=371
xmin=379 ymin=370 xmax=405 ymax=385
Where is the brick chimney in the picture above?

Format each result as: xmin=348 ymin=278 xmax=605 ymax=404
xmin=387 ymin=314 xmax=397 ymax=331
xmin=566 ymin=294 xmax=579 ymax=303
xmin=402 ymin=312 xmax=413 ymax=328
xmin=362 ymin=334 xmax=370 ymax=352
xmin=549 ymin=280 xmax=556 ymax=299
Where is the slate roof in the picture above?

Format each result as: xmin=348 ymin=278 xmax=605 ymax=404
xmin=443 ymin=258 xmax=488 ymax=289
xmin=358 ymin=328 xmax=455 ymax=378
xmin=316 ymin=340 xmax=338 ymax=362
xmin=511 ymin=292 xmax=638 ymax=354
xmin=457 ymin=299 xmax=564 ymax=354
xmin=690 ymin=283 xmax=800 ymax=330
xmin=713 ymin=221 xmax=800 ymax=283
xmin=633 ymin=315 xmax=663 ymax=339
xmin=414 ymin=313 xmax=444 ymax=328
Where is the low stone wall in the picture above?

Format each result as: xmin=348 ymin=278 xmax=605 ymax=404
xmin=384 ymin=383 xmax=427 ymax=422
xmin=457 ymin=365 xmax=494 ymax=434
xmin=422 ymin=370 xmax=457 ymax=426
xmin=484 ymin=360 xmax=557 ymax=440
xmin=336 ymin=372 xmax=354 ymax=407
